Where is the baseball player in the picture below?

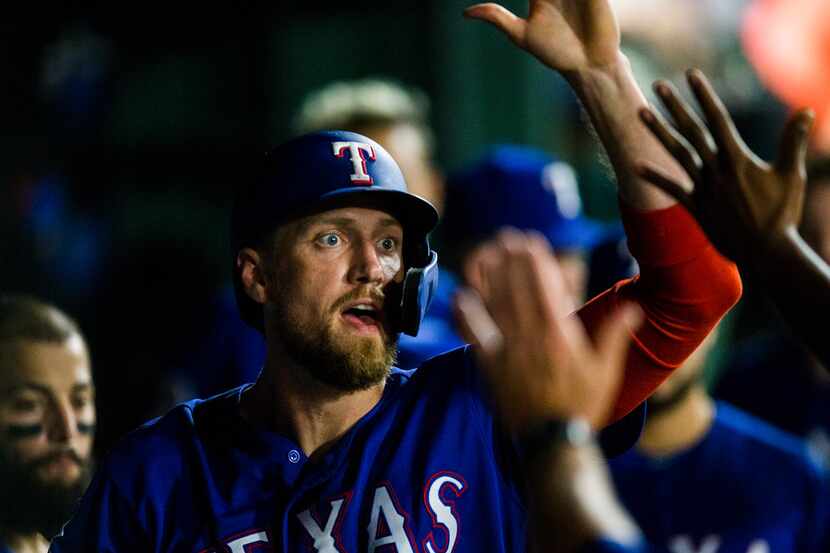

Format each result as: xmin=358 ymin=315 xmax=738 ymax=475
xmin=610 ymin=329 xmax=830 ymax=553
xmin=50 ymin=0 xmax=741 ymax=551
xmin=716 ymin=161 xmax=830 ymax=468
xmin=0 ymin=295 xmax=95 ymax=552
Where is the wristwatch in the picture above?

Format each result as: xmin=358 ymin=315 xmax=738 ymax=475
xmin=518 ymin=417 xmax=594 ymax=462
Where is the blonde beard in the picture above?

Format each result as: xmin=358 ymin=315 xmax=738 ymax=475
xmin=270 ymin=301 xmax=397 ymax=391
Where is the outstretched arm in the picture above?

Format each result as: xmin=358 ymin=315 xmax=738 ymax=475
xmin=638 ymin=69 xmax=830 ymax=368
xmin=455 ymin=229 xmax=645 ymax=553
xmin=464 ymin=0 xmax=685 ymax=210
xmin=465 ymin=2 xmax=743 ymax=420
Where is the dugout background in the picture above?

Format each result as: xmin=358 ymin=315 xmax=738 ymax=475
xmin=0 ymin=0 xmax=793 ymax=456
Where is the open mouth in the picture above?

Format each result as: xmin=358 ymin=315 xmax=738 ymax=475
xmin=341 ymin=303 xmax=383 ymax=333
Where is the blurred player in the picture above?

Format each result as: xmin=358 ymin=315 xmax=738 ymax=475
xmin=611 ymin=328 xmax=830 ymax=553
xmin=632 ymin=68 xmax=830 ymax=467
xmin=295 ymin=78 xmax=445 ymax=213
xmin=397 ymin=145 xmax=607 ymax=369
xmin=50 ymin=0 xmax=741 ymax=551
xmin=0 ymin=295 xmax=95 ymax=552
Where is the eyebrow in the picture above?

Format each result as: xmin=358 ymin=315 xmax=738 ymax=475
xmin=308 ymin=216 xmax=402 ymax=231
xmin=1 ymin=382 xmax=93 ymax=396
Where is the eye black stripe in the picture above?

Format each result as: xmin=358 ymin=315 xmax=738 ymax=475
xmin=77 ymin=422 xmax=95 ymax=435
xmin=7 ymin=424 xmax=43 ymax=439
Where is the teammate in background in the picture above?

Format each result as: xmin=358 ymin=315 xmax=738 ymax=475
xmin=634 ymin=68 xmax=830 ymax=464
xmin=295 ymin=78 xmax=445 ymax=214
xmin=51 ymin=0 xmax=742 ymax=551
xmin=611 ymin=328 xmax=830 ymax=553
xmin=397 ymin=145 xmax=607 ymax=369
xmin=0 ymin=296 xmax=95 ymax=553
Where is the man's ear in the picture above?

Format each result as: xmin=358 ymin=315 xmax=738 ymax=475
xmin=237 ymin=248 xmax=269 ymax=304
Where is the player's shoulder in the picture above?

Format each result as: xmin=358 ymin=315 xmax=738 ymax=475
xmin=392 ymin=344 xmax=475 ymax=386
xmin=714 ymin=401 xmax=821 ymax=472
xmin=99 ymin=385 xmax=247 ymax=485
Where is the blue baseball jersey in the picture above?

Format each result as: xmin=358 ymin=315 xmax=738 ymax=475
xmin=50 ymin=346 xmax=641 ymax=552
xmin=715 ymin=335 xmax=830 ymax=471
xmin=609 ymin=402 xmax=830 ymax=553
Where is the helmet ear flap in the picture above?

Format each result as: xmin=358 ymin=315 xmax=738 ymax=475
xmin=399 ymin=250 xmax=439 ymax=336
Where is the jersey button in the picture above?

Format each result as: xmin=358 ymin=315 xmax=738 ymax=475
xmin=287 ymin=449 xmax=301 ymax=464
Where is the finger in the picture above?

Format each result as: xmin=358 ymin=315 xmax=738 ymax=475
xmin=453 ymin=288 xmax=504 ymax=356
xmin=525 ymin=236 xmax=594 ymax=355
xmin=489 ymin=229 xmax=538 ymax=336
xmin=776 ymin=108 xmax=814 ymax=177
xmin=525 ymin=231 xmax=579 ymax=317
xmin=464 ymin=229 xmax=521 ymax=332
xmin=636 ymin=162 xmax=697 ymax=213
xmin=526 ymin=233 xmax=575 ymax=322
xmin=685 ymin=69 xmax=746 ymax=160
xmin=652 ymin=80 xmax=718 ymax=168
xmin=464 ymin=240 xmax=500 ymax=300
xmin=464 ymin=3 xmax=527 ymax=46
xmin=590 ymin=303 xmax=644 ymax=423
xmin=640 ymin=106 xmax=704 ymax=185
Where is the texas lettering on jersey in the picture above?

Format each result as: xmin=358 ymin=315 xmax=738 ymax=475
xmin=199 ymin=472 xmax=467 ymax=553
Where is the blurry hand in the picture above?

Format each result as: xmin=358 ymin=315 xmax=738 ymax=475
xmin=453 ymin=229 xmax=642 ymax=430
xmin=464 ymin=0 xmax=621 ymax=75
xmin=637 ymin=69 xmax=813 ymax=264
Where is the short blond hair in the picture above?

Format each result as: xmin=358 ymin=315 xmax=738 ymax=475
xmin=294 ymin=79 xmax=434 ymax=153
xmin=0 ymin=294 xmax=82 ymax=344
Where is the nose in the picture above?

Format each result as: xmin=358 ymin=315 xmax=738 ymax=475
xmin=46 ymin=399 xmax=78 ymax=444
xmin=347 ymin=239 xmax=385 ymax=285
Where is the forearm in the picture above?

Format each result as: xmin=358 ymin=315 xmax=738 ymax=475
xmin=750 ymin=227 xmax=830 ymax=367
xmin=566 ymin=55 xmax=686 ymax=210
xmin=524 ymin=442 xmax=642 ymax=553
xmin=577 ymin=203 xmax=742 ymax=420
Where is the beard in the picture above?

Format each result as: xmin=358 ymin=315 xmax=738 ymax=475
xmin=647 ymin=375 xmax=699 ymax=417
xmin=0 ymin=446 xmax=93 ymax=538
xmin=268 ymin=282 xmax=398 ymax=392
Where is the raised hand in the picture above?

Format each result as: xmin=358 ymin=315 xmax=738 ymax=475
xmin=453 ymin=229 xmax=642 ymax=430
xmin=638 ymin=69 xmax=814 ymax=264
xmin=464 ymin=0 xmax=621 ymax=74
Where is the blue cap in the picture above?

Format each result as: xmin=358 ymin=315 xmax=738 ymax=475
xmin=443 ymin=145 xmax=605 ymax=251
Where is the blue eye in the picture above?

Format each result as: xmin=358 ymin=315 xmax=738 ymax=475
xmin=319 ymin=233 xmax=340 ymax=247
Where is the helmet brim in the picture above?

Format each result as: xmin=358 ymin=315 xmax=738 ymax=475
xmin=316 ymin=187 xmax=439 ymax=235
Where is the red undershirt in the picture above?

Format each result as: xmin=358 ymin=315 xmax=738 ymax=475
xmin=577 ymin=201 xmax=743 ymax=423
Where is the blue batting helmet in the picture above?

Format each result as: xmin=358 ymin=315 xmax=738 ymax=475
xmin=231 ymin=130 xmax=440 ymax=337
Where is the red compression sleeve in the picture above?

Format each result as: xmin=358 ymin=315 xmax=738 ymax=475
xmin=576 ymin=201 xmax=742 ymax=423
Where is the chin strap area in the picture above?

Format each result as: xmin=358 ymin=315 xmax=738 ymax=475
xmin=399 ymin=251 xmax=439 ymax=337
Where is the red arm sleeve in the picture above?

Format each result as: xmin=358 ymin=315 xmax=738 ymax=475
xmin=576 ymin=201 xmax=742 ymax=423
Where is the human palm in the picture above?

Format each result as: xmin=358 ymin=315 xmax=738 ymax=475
xmin=638 ymin=71 xmax=811 ymax=263
xmin=465 ymin=0 xmax=621 ymax=73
